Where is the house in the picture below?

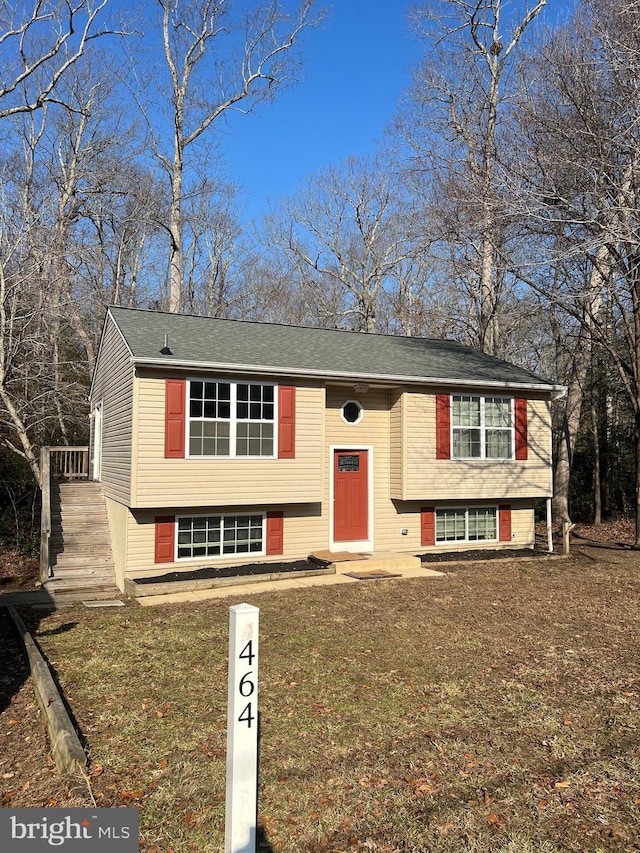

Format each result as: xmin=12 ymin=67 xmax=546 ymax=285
xmin=89 ymin=306 xmax=564 ymax=592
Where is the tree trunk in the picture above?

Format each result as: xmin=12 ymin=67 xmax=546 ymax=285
xmin=553 ymin=323 xmax=592 ymax=523
xmin=591 ymin=398 xmax=602 ymax=524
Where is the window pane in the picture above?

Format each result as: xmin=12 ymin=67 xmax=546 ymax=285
xmin=486 ymin=430 xmax=511 ymax=458
xmin=237 ymin=384 xmax=248 ymax=401
xmin=453 ymin=396 xmax=480 ymax=427
xmin=453 ymin=428 xmax=481 ymax=458
xmin=468 ymin=508 xmax=497 ymax=541
xmin=237 ymin=402 xmax=249 ymax=419
xmin=485 ymin=398 xmax=511 ymax=428
xmin=436 ymin=509 xmax=466 ymax=542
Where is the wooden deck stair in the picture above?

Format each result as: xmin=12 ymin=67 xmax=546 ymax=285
xmin=46 ymin=481 xmax=120 ymax=603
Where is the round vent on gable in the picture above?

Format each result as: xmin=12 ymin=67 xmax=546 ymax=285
xmin=342 ymin=400 xmax=363 ymax=425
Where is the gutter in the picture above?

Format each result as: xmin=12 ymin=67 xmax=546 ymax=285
xmin=130 ymin=356 xmax=567 ymax=397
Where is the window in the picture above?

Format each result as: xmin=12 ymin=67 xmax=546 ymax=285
xmin=341 ymin=400 xmax=363 ymax=425
xmin=188 ymin=379 xmax=274 ymax=457
xmin=177 ymin=514 xmax=265 ymax=559
xmin=452 ymin=395 xmax=512 ymax=459
xmin=436 ymin=507 xmax=497 ymax=543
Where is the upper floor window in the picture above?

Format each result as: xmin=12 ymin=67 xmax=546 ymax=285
xmin=452 ymin=395 xmax=512 ymax=459
xmin=188 ymin=379 xmax=275 ymax=457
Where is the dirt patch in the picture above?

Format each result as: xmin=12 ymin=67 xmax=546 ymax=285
xmin=0 ymin=551 xmax=39 ymax=592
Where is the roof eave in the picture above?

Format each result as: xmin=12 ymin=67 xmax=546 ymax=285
xmin=130 ymin=355 xmax=566 ymax=396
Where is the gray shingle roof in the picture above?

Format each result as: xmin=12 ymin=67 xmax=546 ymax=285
xmin=106 ymin=306 xmax=560 ymax=391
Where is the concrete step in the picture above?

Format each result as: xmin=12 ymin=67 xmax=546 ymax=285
xmin=332 ymin=551 xmax=423 ymax=575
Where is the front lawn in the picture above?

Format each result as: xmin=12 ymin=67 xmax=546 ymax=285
xmin=8 ymin=545 xmax=640 ymax=852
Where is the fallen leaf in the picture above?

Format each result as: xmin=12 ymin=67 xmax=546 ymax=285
xmin=487 ymin=813 xmax=502 ymax=826
xmin=555 ymin=780 xmax=571 ymax=788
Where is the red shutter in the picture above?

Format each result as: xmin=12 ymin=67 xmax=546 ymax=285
xmin=266 ymin=511 xmax=284 ymax=555
xmin=421 ymin=506 xmax=436 ymax=546
xmin=278 ymin=386 xmax=296 ymax=459
xmin=165 ymin=379 xmax=186 ymax=459
xmin=435 ymin=395 xmax=451 ymax=459
xmin=155 ymin=516 xmax=175 ymax=563
xmin=499 ymin=505 xmax=512 ymax=542
xmin=514 ymin=398 xmax=528 ymax=460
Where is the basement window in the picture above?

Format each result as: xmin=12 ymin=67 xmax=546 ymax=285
xmin=176 ymin=514 xmax=265 ymax=559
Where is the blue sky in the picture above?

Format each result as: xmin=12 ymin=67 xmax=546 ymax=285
xmin=223 ymin=2 xmax=422 ymax=223
xmin=221 ymin=1 xmax=575 ymax=224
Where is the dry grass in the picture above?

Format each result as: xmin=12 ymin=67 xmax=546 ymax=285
xmin=9 ymin=545 xmax=640 ymax=852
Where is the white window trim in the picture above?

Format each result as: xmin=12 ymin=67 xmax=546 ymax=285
xmin=451 ymin=395 xmax=514 ymax=460
xmin=175 ymin=512 xmax=267 ymax=561
xmin=186 ymin=377 xmax=278 ymax=459
xmin=435 ymin=504 xmax=499 ymax=544
xmin=341 ymin=399 xmax=364 ymax=425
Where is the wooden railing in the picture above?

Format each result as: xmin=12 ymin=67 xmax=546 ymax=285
xmin=39 ymin=446 xmax=90 ymax=583
xmin=49 ymin=446 xmax=89 ymax=480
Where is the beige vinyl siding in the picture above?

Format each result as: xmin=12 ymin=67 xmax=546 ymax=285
xmin=105 ymin=497 xmax=129 ymax=591
xmin=132 ymin=371 xmax=324 ymax=508
xmin=123 ymin=503 xmax=324 ymax=579
xmin=399 ymin=391 xmax=552 ymax=501
xmin=90 ymin=316 xmax=133 ymax=503
xmin=389 ymin=390 xmax=403 ymax=499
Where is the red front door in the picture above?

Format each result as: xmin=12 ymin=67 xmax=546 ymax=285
xmin=333 ymin=450 xmax=369 ymax=542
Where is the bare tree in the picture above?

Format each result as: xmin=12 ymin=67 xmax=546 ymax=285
xmin=514 ymin=0 xmax=640 ymax=540
xmin=264 ymin=156 xmax=422 ymax=332
xmin=131 ymin=0 xmax=322 ymax=313
xmin=396 ymin=0 xmax=546 ymax=354
xmin=0 ymin=0 xmax=125 ymax=118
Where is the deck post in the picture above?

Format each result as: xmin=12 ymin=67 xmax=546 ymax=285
xmin=39 ymin=446 xmax=51 ymax=583
xmin=546 ymin=498 xmax=553 ymax=553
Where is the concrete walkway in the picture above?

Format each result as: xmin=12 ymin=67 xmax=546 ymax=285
xmin=137 ymin=554 xmax=445 ymax=607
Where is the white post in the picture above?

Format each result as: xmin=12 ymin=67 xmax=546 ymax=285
xmin=225 ymin=604 xmax=259 ymax=853
xmin=546 ymin=498 xmax=553 ymax=553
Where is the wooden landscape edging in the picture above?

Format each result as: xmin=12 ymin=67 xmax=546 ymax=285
xmin=125 ymin=564 xmax=335 ymax=598
xmin=7 ymin=605 xmax=89 ymax=793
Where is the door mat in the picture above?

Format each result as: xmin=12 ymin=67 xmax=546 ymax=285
xmin=343 ymin=569 xmax=403 ymax=580
xmin=309 ymin=550 xmax=368 ymax=566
